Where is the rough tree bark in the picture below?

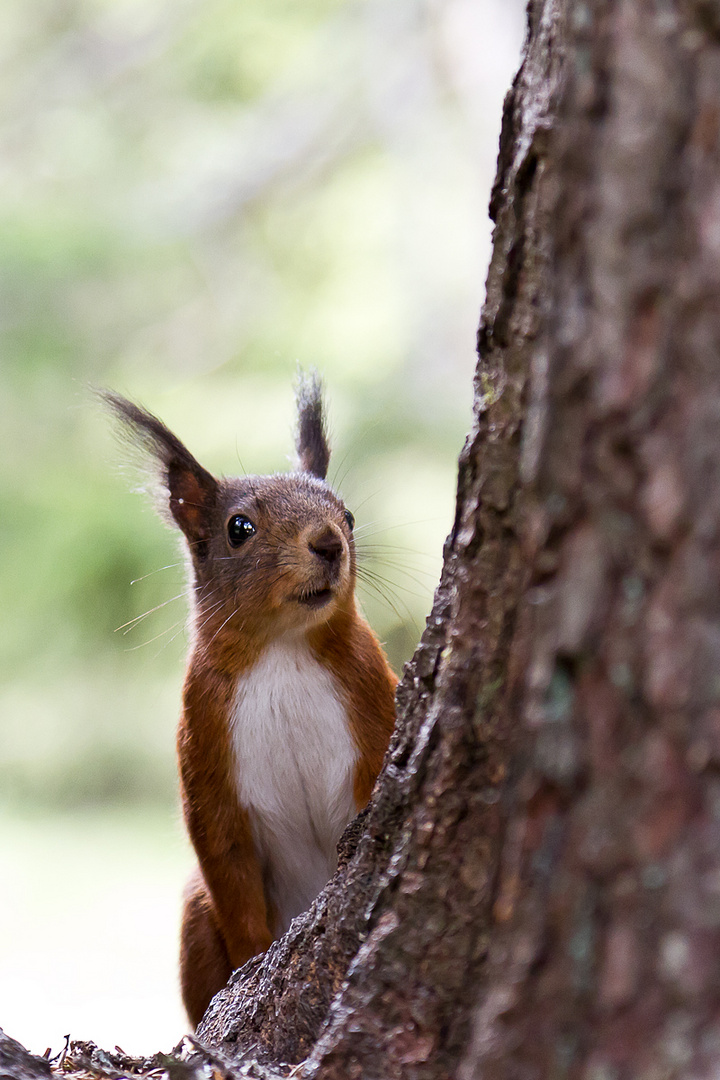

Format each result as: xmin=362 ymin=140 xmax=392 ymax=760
xmin=196 ymin=0 xmax=720 ymax=1076
xmin=8 ymin=1 xmax=720 ymax=1078
xmin=194 ymin=0 xmax=556 ymax=1070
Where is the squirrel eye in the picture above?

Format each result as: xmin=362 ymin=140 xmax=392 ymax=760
xmin=344 ymin=509 xmax=355 ymax=532
xmin=227 ymin=514 xmax=256 ymax=547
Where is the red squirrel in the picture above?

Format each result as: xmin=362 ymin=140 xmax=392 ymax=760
xmin=105 ymin=376 xmax=397 ymax=1028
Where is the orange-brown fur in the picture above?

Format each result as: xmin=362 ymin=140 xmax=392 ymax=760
xmin=105 ymin=380 xmax=397 ymax=1028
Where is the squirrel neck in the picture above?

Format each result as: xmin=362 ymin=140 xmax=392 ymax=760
xmin=188 ymin=593 xmax=361 ymax=680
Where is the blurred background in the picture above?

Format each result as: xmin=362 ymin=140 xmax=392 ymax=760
xmin=0 ymin=0 xmax=524 ymax=1056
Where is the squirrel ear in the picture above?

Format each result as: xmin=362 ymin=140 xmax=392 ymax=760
xmin=295 ymin=371 xmax=330 ymax=480
xmin=103 ymin=392 xmax=218 ymax=548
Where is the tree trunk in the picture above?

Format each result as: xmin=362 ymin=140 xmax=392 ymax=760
xmin=195 ymin=1 xmax=555 ymax=1070
xmin=460 ymin=0 xmax=720 ymax=1075
xmin=11 ymin=1 xmax=720 ymax=1078
xmin=196 ymin=0 xmax=720 ymax=1076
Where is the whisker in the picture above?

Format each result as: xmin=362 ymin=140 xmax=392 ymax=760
xmin=355 ymin=565 xmax=420 ymax=629
xmin=355 ymin=542 xmax=439 ymax=561
xmin=361 ymin=571 xmax=427 ymax=605
xmin=351 ymin=520 xmax=384 ymax=539
xmin=234 ymin=436 xmax=247 ymax=475
xmin=356 ymin=572 xmax=413 ymax=630
xmin=348 ymin=490 xmax=383 ymax=515
xmin=130 ymin=562 xmax=184 ymax=585
xmin=149 ymin=621 xmax=194 ymax=661
xmin=356 ymin=550 xmax=439 ymax=574
xmin=362 ymin=563 xmax=437 ymax=595
xmin=329 ymin=447 xmax=354 ymax=492
xmin=157 ymin=620 xmax=196 ymax=654
xmin=205 ymin=605 xmax=243 ymax=651
xmin=191 ymin=597 xmax=230 ymax=638
xmin=354 ymin=517 xmax=447 ymax=540
xmin=357 ymin=562 xmax=421 ymax=602
xmin=126 ymin=620 xmax=186 ymax=651
xmin=157 ymin=591 xmax=231 ymax=657
xmin=116 ymin=592 xmax=187 ymax=634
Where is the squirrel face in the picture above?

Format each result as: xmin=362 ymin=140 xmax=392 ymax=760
xmin=104 ymin=375 xmax=358 ymax=666
xmin=190 ymin=472 xmax=356 ymax=650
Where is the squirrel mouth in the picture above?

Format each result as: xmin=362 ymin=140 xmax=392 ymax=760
xmin=298 ymin=586 xmax=333 ymax=609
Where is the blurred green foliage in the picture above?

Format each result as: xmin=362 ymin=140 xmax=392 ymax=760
xmin=0 ymin=0 xmax=523 ymax=811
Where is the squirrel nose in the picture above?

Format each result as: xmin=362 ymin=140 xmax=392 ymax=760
xmin=309 ymin=527 xmax=343 ymax=565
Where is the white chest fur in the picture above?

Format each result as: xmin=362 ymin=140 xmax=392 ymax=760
xmin=229 ymin=637 xmax=358 ymax=935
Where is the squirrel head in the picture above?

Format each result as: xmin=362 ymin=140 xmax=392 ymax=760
xmin=104 ymin=375 xmax=357 ymax=662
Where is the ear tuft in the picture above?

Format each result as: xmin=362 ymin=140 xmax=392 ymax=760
xmin=101 ymin=391 xmax=218 ymax=548
xmin=294 ymin=370 xmax=330 ymax=480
